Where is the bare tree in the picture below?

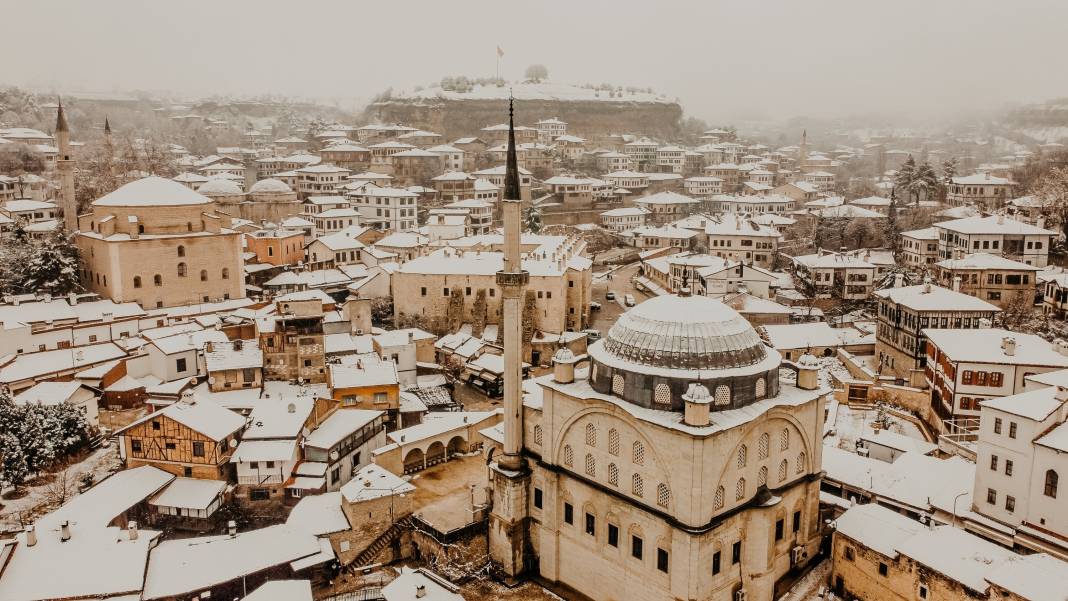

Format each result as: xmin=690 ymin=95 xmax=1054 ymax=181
xmin=524 ymin=64 xmax=549 ymax=83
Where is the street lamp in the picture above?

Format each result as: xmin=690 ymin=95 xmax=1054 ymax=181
xmin=951 ymin=491 xmax=968 ymax=527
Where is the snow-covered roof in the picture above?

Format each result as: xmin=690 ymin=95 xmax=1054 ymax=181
xmin=936 ymin=252 xmax=1040 ymax=271
xmin=0 ymin=341 xmax=127 ymax=384
xmin=13 ymin=380 xmax=89 ymax=405
xmin=925 ymin=328 xmax=1068 ymax=367
xmin=243 ymin=397 xmax=314 ymax=440
xmin=304 ymin=408 xmax=382 ymax=450
xmin=249 ymin=178 xmax=292 ymax=193
xmin=119 ymin=400 xmax=245 ymax=441
xmin=382 ymin=567 xmax=464 ymax=601
xmin=760 ymin=322 xmax=845 ymax=350
xmin=873 ymin=284 xmax=1001 ymax=312
xmin=205 ymin=340 xmax=263 ymax=372
xmin=141 ymin=525 xmax=322 ymax=600
xmin=242 ymin=580 xmax=313 ymax=601
xmin=952 ymin=173 xmax=1014 ymax=186
xmin=328 ymin=355 xmax=398 ymax=389
xmin=901 ymin=226 xmax=939 ymax=240
xmin=93 ymin=176 xmax=213 ymax=207
xmin=980 ymin=386 xmax=1065 ymax=421
xmin=935 ymin=215 xmax=1056 ymax=236
xmin=340 ymin=463 xmax=416 ymax=504
xmin=150 ymin=477 xmax=226 ymax=510
xmin=285 ymin=492 xmax=349 ymax=536
xmin=834 ymin=502 xmax=922 ymax=557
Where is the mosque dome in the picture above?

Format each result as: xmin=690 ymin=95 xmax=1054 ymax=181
xmin=249 ymin=178 xmax=292 ymax=194
xmin=197 ymin=177 xmax=244 ymax=195
xmin=92 ymin=176 xmax=212 ymax=207
xmin=587 ymin=294 xmax=781 ymax=413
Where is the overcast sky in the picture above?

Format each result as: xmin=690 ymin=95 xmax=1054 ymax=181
xmin=5 ymin=1 xmax=1067 ymax=121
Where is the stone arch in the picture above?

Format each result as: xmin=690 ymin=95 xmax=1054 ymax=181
xmin=426 ymin=440 xmax=446 ymax=466
xmin=446 ymin=435 xmax=466 ymax=457
xmin=403 ymin=447 xmax=425 ymax=473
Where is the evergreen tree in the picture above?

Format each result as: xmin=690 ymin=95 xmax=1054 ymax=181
xmin=524 ymin=206 xmax=543 ymax=233
xmin=884 ymin=189 xmax=901 ymax=258
xmin=1 ymin=432 xmax=29 ymax=490
xmin=20 ymin=230 xmax=81 ymax=295
xmin=894 ymin=155 xmax=916 ymax=192
xmin=910 ymin=162 xmax=940 ymax=206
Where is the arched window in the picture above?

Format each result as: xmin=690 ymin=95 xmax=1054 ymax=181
xmin=177 ymin=262 xmax=187 ymax=277
xmin=778 ymin=459 xmax=788 ymax=482
xmin=563 ymin=444 xmax=573 ymax=467
xmin=654 ymin=383 xmax=671 ymax=405
xmin=200 ymin=269 xmax=208 ymax=281
xmin=608 ymin=463 xmax=619 ymax=486
xmin=585 ymin=423 xmax=597 ymax=447
xmin=796 ymin=452 xmax=806 ymax=474
xmin=735 ymin=478 xmax=746 ymax=500
xmin=758 ymin=432 xmax=769 ymax=459
xmin=177 ymin=245 xmax=185 ymax=257
xmin=153 ymin=274 xmax=162 ymax=287
xmin=612 ymin=374 xmax=625 ymax=396
xmin=781 ymin=428 xmax=790 ymax=451
xmin=758 ymin=465 xmax=768 ymax=487
xmin=133 ymin=276 xmax=142 ymax=289
xmin=632 ymin=440 xmax=645 ymax=465
xmin=186 ymin=222 xmax=193 ymax=232
xmin=585 ymin=453 xmax=596 ymax=477
xmin=221 ymin=268 xmax=230 ymax=280
xmin=657 ymin=483 xmax=670 ymax=508
xmin=533 ymin=424 xmax=543 ymax=446
xmin=755 ymin=377 xmax=766 ymax=399
xmin=714 ymin=486 xmax=725 ymax=510
xmin=715 ymin=385 xmax=731 ymax=406
xmin=737 ymin=444 xmax=747 ymax=468
xmin=608 ymin=428 xmax=620 ymax=455
xmin=1045 ymin=470 xmax=1059 ymax=498
xmin=632 ymin=473 xmax=644 ymax=497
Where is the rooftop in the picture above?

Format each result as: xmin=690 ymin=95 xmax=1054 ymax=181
xmin=92 ymin=176 xmax=213 ymax=208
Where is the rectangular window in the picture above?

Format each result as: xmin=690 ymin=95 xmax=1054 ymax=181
xmin=712 ymin=551 xmax=721 ymax=574
xmin=1006 ymin=495 xmax=1016 ymax=512
xmin=987 ymin=488 xmax=997 ymax=504
xmin=331 ymin=467 xmax=340 ymax=484
xmin=632 ymin=535 xmax=643 ymax=560
xmin=533 ymin=487 xmax=543 ymax=509
xmin=131 ymin=439 xmax=142 ymax=453
xmin=775 ymin=518 xmax=784 ymax=541
xmin=994 ymin=418 xmax=1002 ymax=434
xmin=165 ymin=442 xmax=176 ymax=450
xmin=976 ymin=371 xmax=987 ymax=386
xmin=793 ymin=510 xmax=802 ymax=533
xmin=991 ymin=455 xmax=999 ymax=471
xmin=732 ymin=541 xmax=742 ymax=564
xmin=421 ymin=287 xmax=427 ymax=296
xmin=879 ymin=562 xmax=888 ymax=577
xmin=250 ymin=488 xmax=269 ymax=501
xmin=585 ymin=513 xmax=595 ymax=536
xmin=845 ymin=546 xmax=855 ymax=561
xmin=192 ymin=441 xmax=205 ymax=457
xmin=1005 ymin=460 xmax=1014 ymax=477
xmin=1009 ymin=422 xmax=1017 ymax=439
xmin=657 ymin=548 xmax=669 ymax=573
xmin=564 ymin=502 xmax=574 ymax=525
xmin=176 ymin=357 xmax=187 ymax=372
xmin=962 ymin=370 xmax=973 ymax=385
xmin=608 ymin=523 xmax=619 ymax=547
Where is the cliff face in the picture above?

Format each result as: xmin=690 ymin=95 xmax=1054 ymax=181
xmin=368 ymin=97 xmax=683 ymax=141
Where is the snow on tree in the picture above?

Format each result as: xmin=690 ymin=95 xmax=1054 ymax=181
xmin=894 ymin=155 xmax=916 ymax=193
xmin=883 ymin=189 xmax=901 ymax=258
xmin=18 ymin=229 xmax=81 ymax=296
xmin=524 ymin=206 xmax=543 ymax=234
xmin=524 ymin=64 xmax=549 ymax=83
xmin=1 ymin=432 xmax=29 ymax=490
xmin=910 ymin=162 xmax=939 ymax=206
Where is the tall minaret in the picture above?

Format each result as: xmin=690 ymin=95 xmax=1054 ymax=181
xmin=103 ymin=116 xmax=113 ymax=148
xmin=55 ymin=98 xmax=77 ymax=232
xmin=488 ymin=97 xmax=532 ymax=581
xmin=798 ymin=128 xmax=809 ymax=173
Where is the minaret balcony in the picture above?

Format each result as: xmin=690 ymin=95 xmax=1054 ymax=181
xmin=495 ymin=271 xmax=530 ymax=286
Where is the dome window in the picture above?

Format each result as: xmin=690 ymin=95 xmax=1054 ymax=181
xmin=585 ymin=423 xmax=597 ymax=447
xmin=585 ymin=454 xmax=596 ymax=477
xmin=796 ymin=452 xmax=806 ymax=474
xmin=653 ymin=383 xmax=671 ymax=405
xmin=632 ymin=441 xmax=645 ymax=465
xmin=714 ymin=486 xmax=725 ymax=510
xmin=781 ymin=428 xmax=790 ymax=451
xmin=612 ymin=374 xmax=625 ymax=396
xmin=608 ymin=429 xmax=620 ymax=456
xmin=758 ymin=466 xmax=768 ymax=487
xmin=737 ymin=445 xmax=747 ymax=468
xmin=657 ymin=484 xmax=670 ymax=508
xmin=735 ymin=478 xmax=746 ymax=500
xmin=778 ymin=459 xmax=789 ymax=482
xmin=755 ymin=377 xmax=766 ymax=399
xmin=563 ymin=444 xmax=573 ymax=467
xmin=715 ymin=385 xmax=731 ymax=406
xmin=758 ymin=433 xmax=769 ymax=459
xmin=608 ymin=463 xmax=619 ymax=486
xmin=533 ymin=424 xmax=543 ymax=446
xmin=632 ymin=473 xmax=644 ymax=497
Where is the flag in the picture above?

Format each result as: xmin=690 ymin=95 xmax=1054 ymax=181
xmin=497 ymin=46 xmax=504 ymax=58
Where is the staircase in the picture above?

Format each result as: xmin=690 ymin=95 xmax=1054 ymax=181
xmin=348 ymin=516 xmax=412 ymax=570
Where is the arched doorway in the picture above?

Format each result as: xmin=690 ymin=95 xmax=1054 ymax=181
xmin=426 ymin=441 xmax=446 ymax=467
xmin=446 ymin=435 xmax=467 ymax=458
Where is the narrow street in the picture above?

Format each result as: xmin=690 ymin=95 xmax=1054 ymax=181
xmin=588 ymin=262 xmax=653 ymax=337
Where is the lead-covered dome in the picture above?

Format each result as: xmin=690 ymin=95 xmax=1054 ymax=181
xmin=599 ymin=295 xmax=768 ymax=370
xmin=197 ymin=177 xmax=244 ymax=195
xmin=587 ymin=294 xmax=781 ymax=414
xmin=249 ymin=178 xmax=292 ymax=194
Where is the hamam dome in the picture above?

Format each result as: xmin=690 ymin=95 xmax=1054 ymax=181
xmin=92 ymin=176 xmax=212 ymax=207
xmin=587 ymin=293 xmax=781 ymax=412
xmin=197 ymin=177 xmax=244 ymax=196
xmin=249 ymin=178 xmax=292 ymax=194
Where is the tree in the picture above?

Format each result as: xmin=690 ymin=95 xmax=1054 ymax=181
xmin=1 ymin=432 xmax=29 ymax=491
xmin=910 ymin=162 xmax=939 ymax=206
xmin=940 ymin=157 xmax=959 ymax=202
xmin=524 ymin=64 xmax=549 ymax=83
xmin=19 ymin=230 xmax=81 ymax=296
xmin=844 ymin=219 xmax=874 ymax=250
xmin=883 ymin=189 xmax=901 ymax=257
xmin=894 ymin=155 xmax=916 ymax=193
xmin=524 ymin=206 xmax=543 ymax=233
xmin=1032 ymin=165 xmax=1068 ymax=243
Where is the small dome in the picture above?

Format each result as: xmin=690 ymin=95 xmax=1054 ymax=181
xmin=798 ymin=353 xmax=819 ymax=367
xmin=682 ymin=383 xmax=711 ymax=404
xmin=249 ymin=178 xmax=292 ymax=194
xmin=553 ymin=347 xmax=576 ymax=363
xmin=197 ymin=178 xmax=243 ymax=195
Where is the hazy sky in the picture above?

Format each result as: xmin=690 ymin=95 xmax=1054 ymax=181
xmin=5 ymin=1 xmax=1067 ymax=121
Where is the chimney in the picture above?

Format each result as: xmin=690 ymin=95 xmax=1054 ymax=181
xmin=796 ymin=354 xmax=820 ymax=391
xmin=128 ymin=521 xmax=139 ymax=541
xmin=25 ymin=524 xmax=36 ymax=547
xmin=1002 ymin=336 xmax=1016 ymax=356
xmin=228 ymin=520 xmax=238 ymax=537
xmin=416 ymin=585 xmax=427 ymax=599
xmin=998 ymin=213 xmax=1005 ymax=225
xmin=1037 ymin=216 xmax=1046 ymax=230
xmin=682 ymin=383 xmax=712 ymax=427
xmin=923 ymin=277 xmax=932 ymax=294
xmin=894 ymin=273 xmax=904 ymax=288
xmin=953 ymin=276 xmax=961 ymax=292
xmin=287 ymin=402 xmax=296 ymax=414
xmin=60 ymin=521 xmax=71 ymax=542
xmin=408 ymin=331 xmax=414 ymax=344
xmin=68 ymin=292 xmax=78 ymax=306
xmin=102 ymin=311 xmax=113 ymax=322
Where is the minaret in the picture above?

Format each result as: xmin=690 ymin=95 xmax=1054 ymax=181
xmin=488 ymin=97 xmax=532 ymax=582
xmin=798 ymin=128 xmax=809 ymax=171
xmin=55 ymin=98 xmax=77 ymax=232
xmin=103 ymin=116 xmax=113 ymax=148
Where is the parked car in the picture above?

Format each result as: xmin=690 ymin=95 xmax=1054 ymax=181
xmin=605 ymin=291 xmax=616 ymax=300
xmin=590 ymin=301 xmax=601 ymax=311
xmin=583 ymin=328 xmax=601 ymax=341
xmin=624 ymin=294 xmax=636 ymax=307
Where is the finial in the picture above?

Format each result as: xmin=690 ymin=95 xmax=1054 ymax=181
xmin=104 ymin=116 xmax=111 ymax=134
xmin=55 ymin=96 xmax=69 ymax=133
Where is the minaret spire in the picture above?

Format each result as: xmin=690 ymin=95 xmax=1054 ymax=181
xmin=504 ymin=95 xmax=520 ymax=202
xmin=55 ymin=97 xmax=77 ymax=232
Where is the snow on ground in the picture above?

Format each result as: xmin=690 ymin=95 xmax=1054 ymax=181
xmin=779 ymin=558 xmax=831 ymax=601
xmin=825 ymin=402 xmax=925 ymax=452
xmin=0 ymin=445 xmax=122 ymax=531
